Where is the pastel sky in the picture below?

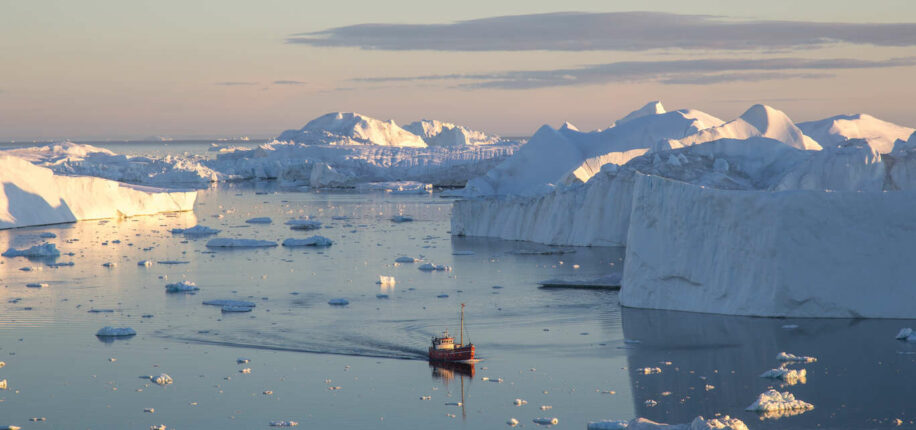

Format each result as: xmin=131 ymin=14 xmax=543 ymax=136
xmin=1 ymin=0 xmax=915 ymax=141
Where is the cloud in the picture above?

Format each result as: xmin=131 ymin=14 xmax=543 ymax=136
xmin=215 ymin=81 xmax=258 ymax=86
xmin=355 ymin=57 xmax=916 ymax=89
xmin=273 ymin=80 xmax=306 ymax=85
xmin=289 ymin=12 xmax=916 ymax=52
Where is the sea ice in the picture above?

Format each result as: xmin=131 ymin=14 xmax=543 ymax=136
xmin=222 ymin=305 xmax=253 ymax=313
xmin=165 ymin=281 xmax=199 ymax=293
xmin=96 ymin=327 xmax=136 ymax=337
xmin=776 ymin=352 xmax=817 ymax=363
xmin=533 ymin=417 xmax=559 ymax=425
xmin=269 ymin=421 xmax=299 ymax=427
xmin=395 ymin=256 xmax=419 ymax=263
xmin=513 ymin=398 xmax=527 ymax=406
xmin=26 ymin=283 xmax=48 ymax=288
xmin=2 ymin=243 xmax=60 ymax=258
xmin=507 ymin=418 xmax=519 ymax=426
xmin=328 ymin=298 xmax=349 ymax=306
xmin=246 ymin=217 xmax=273 ymax=224
xmin=205 ymin=238 xmax=277 ymax=248
xmin=0 ymin=380 xmax=7 ymax=390
xmin=170 ymin=225 xmax=220 ymax=236
xmin=418 ymin=263 xmax=451 ymax=271
xmin=377 ymin=276 xmax=396 ymax=286
xmin=286 ymin=219 xmax=322 ymax=230
xmin=282 ymin=236 xmax=333 ymax=247
xmin=391 ymin=215 xmax=413 ymax=223
xmin=760 ymin=367 xmax=807 ymax=384
xmin=151 ymin=374 xmax=173 ymax=385
xmin=745 ymin=390 xmax=813 ymax=414
xmin=896 ymin=328 xmax=915 ymax=341
xmin=203 ymin=300 xmax=256 ymax=308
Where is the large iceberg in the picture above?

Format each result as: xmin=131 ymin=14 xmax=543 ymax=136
xmin=0 ymin=156 xmax=196 ymax=230
xmin=403 ymin=119 xmax=501 ymax=146
xmin=798 ymin=113 xmax=914 ymax=154
xmin=277 ymin=112 xmax=428 ymax=147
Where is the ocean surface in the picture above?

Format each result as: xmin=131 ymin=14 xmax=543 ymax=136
xmin=1 ymin=144 xmax=915 ymax=429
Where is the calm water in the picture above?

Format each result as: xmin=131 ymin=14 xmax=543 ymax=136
xmin=1 ymin=182 xmax=914 ymax=429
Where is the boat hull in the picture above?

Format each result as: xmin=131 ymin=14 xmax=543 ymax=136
xmin=428 ymin=344 xmax=475 ymax=362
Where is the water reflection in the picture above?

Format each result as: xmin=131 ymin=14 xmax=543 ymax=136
xmin=621 ymin=307 xmax=916 ymax=429
xmin=430 ymin=361 xmax=474 ymax=420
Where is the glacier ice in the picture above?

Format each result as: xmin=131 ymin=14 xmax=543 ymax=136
xmin=96 ymin=327 xmax=137 ymax=337
xmin=3 ymin=243 xmax=60 ymax=258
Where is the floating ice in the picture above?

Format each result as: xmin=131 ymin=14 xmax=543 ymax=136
xmin=151 ymin=374 xmax=173 ymax=385
xmin=222 ymin=305 xmax=253 ymax=313
xmin=282 ymin=236 xmax=333 ymax=247
xmin=451 ymin=250 xmax=474 ymax=255
xmin=896 ymin=328 xmax=915 ymax=341
xmin=246 ymin=217 xmax=273 ymax=224
xmin=745 ymin=390 xmax=814 ymax=414
xmin=355 ymin=181 xmax=432 ymax=194
xmin=205 ymin=238 xmax=277 ymax=248
xmin=533 ymin=417 xmax=559 ymax=425
xmin=418 ymin=263 xmax=451 ymax=272
xmin=513 ymin=399 xmax=527 ymax=406
xmin=138 ymin=260 xmax=153 ymax=267
xmin=240 ymin=368 xmax=252 ymax=374
xmin=760 ymin=367 xmax=807 ymax=384
xmin=328 ymin=298 xmax=349 ymax=306
xmin=165 ymin=281 xmax=199 ymax=293
xmin=170 ymin=225 xmax=220 ymax=236
xmin=285 ymin=219 xmax=322 ymax=230
xmin=3 ymin=243 xmax=60 ymax=258
xmin=102 ymin=262 xmax=116 ymax=268
xmin=25 ymin=283 xmax=48 ymax=288
xmin=377 ymin=275 xmax=396 ymax=286
xmin=376 ymin=294 xmax=389 ymax=299
xmin=539 ymin=273 xmax=622 ymax=289
xmin=96 ymin=327 xmax=136 ymax=337
xmin=203 ymin=299 xmax=256 ymax=308
xmin=644 ymin=400 xmax=658 ymax=407
xmin=395 ymin=256 xmax=419 ymax=263
xmin=587 ymin=421 xmax=628 ymax=430
xmin=391 ymin=215 xmax=413 ymax=223
xmin=637 ymin=367 xmax=662 ymax=375
xmin=269 ymin=421 xmax=299 ymax=427
xmin=507 ymin=418 xmax=519 ymax=426
xmin=0 ymin=379 xmax=7 ymax=390
xmin=776 ymin=352 xmax=817 ymax=363
xmin=601 ymin=416 xmax=748 ymax=430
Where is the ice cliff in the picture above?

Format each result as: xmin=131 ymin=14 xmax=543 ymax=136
xmin=0 ymin=156 xmax=196 ymax=229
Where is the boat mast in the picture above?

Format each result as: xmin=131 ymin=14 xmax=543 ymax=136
xmin=460 ymin=303 xmax=465 ymax=345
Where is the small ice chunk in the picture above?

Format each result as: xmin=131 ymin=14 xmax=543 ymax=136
xmin=507 ymin=418 xmax=519 ymax=426
xmin=240 ymin=368 xmax=252 ymax=374
xmin=760 ymin=367 xmax=807 ymax=384
xmin=246 ymin=217 xmax=272 ymax=224
xmin=138 ymin=260 xmax=153 ymax=267
xmin=377 ymin=275 xmax=396 ymax=286
xmin=144 ymin=408 xmax=155 ymax=413
xmin=533 ymin=417 xmax=559 ymax=425
xmin=102 ymin=262 xmax=116 ymax=267
xmin=745 ymin=390 xmax=814 ymax=413
xmin=540 ymin=405 xmax=552 ymax=410
xmin=445 ymin=402 xmax=463 ymax=406
xmin=203 ymin=299 xmax=256 ymax=308
xmin=26 ymin=282 xmax=48 ymax=288
xmin=637 ymin=367 xmax=662 ymax=375
xmin=165 ymin=281 xmax=199 ymax=293
xmin=0 ymin=379 xmax=7 ymax=390
xmin=282 ymin=236 xmax=333 ymax=247
xmin=419 ymin=395 xmax=431 ymax=400
xmin=171 ymin=225 xmax=220 ymax=236
xmin=237 ymin=358 xmax=250 ymax=364
xmin=513 ymin=398 xmax=527 ymax=406
xmin=286 ymin=219 xmax=322 ymax=230
xmin=776 ymin=352 xmax=817 ymax=363
xmin=328 ymin=298 xmax=349 ymax=306
xmin=418 ymin=263 xmax=451 ymax=271
xmin=391 ymin=215 xmax=413 ymax=223
xmin=151 ymin=373 xmax=173 ymax=385
xmin=896 ymin=328 xmax=913 ymax=340
xmin=395 ymin=256 xmax=419 ymax=263
xmin=40 ymin=232 xmax=57 ymax=238
xmin=452 ymin=250 xmax=474 ymax=255
xmin=269 ymin=421 xmax=298 ymax=427
xmin=96 ymin=327 xmax=136 ymax=337
xmin=587 ymin=420 xmax=629 ymax=430
xmin=376 ymin=294 xmax=389 ymax=299
xmin=206 ymin=238 xmax=277 ymax=248
xmin=150 ymin=425 xmax=166 ymax=430
xmin=222 ymin=305 xmax=253 ymax=313
xmin=0 ymin=362 xmax=5 ymax=368
xmin=3 ymin=243 xmax=60 ymax=258
xmin=644 ymin=399 xmax=658 ymax=407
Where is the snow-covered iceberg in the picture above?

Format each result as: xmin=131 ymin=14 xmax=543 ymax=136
xmin=277 ymin=112 xmax=427 ymax=147
xmin=798 ymin=113 xmax=913 ymax=154
xmin=404 ymin=119 xmax=502 ymax=146
xmin=0 ymin=156 xmax=196 ymax=230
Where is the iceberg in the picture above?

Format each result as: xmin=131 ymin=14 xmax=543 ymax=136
xmin=165 ymin=281 xmax=199 ymax=293
xmin=285 ymin=219 xmax=322 ymax=230
xmin=590 ymin=416 xmax=748 ymax=430
xmin=96 ymin=327 xmax=137 ymax=337
xmin=246 ymin=217 xmax=272 ymax=224
xmin=202 ymin=299 xmax=256 ymax=308
xmin=277 ymin=112 xmax=427 ymax=147
xmin=662 ymin=104 xmax=821 ymax=151
xmin=328 ymin=298 xmax=349 ymax=306
xmin=3 ymin=243 xmax=61 ymax=258
xmin=745 ymin=390 xmax=813 ymax=414
xmin=798 ymin=113 xmax=914 ymax=154
xmin=404 ymin=119 xmax=502 ymax=146
xmin=171 ymin=225 xmax=220 ymax=236
xmin=0 ymin=156 xmax=196 ymax=230
xmin=282 ymin=236 xmax=333 ymax=247
xmin=205 ymin=238 xmax=277 ymax=248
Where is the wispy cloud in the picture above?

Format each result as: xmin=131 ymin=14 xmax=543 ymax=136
xmin=215 ymin=81 xmax=258 ymax=86
xmin=355 ymin=57 xmax=916 ymax=89
xmin=273 ymin=80 xmax=306 ymax=85
xmin=289 ymin=12 xmax=916 ymax=52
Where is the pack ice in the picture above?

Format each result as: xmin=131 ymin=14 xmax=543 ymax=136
xmin=0 ymin=156 xmax=196 ymax=229
xmin=451 ymin=102 xmax=916 ymax=318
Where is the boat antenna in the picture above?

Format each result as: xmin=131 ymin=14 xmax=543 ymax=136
xmin=460 ymin=303 xmax=465 ymax=346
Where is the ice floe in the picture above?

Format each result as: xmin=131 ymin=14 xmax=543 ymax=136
xmin=285 ymin=219 xmax=322 ymax=230
xmin=269 ymin=421 xmax=299 ymax=427
xmin=2 ymin=243 xmax=61 ymax=258
xmin=205 ymin=238 xmax=277 ymax=248
xmin=96 ymin=327 xmax=136 ymax=337
xmin=533 ymin=417 xmax=559 ymax=425
xmin=170 ymin=225 xmax=220 ymax=236
xmin=328 ymin=298 xmax=349 ymax=306
xmin=418 ymin=263 xmax=451 ymax=272
xmin=745 ymin=390 xmax=813 ymax=416
xmin=760 ymin=367 xmax=807 ymax=384
xmin=776 ymin=352 xmax=817 ymax=363
xmin=395 ymin=256 xmax=419 ymax=263
xmin=282 ymin=236 xmax=333 ymax=247
xmin=165 ymin=281 xmax=199 ymax=293
xmin=591 ymin=416 xmax=748 ymax=430
xmin=245 ymin=217 xmax=272 ymax=224
xmin=896 ymin=328 xmax=916 ymax=342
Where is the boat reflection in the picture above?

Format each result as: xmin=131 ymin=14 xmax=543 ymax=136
xmin=429 ymin=360 xmax=474 ymax=420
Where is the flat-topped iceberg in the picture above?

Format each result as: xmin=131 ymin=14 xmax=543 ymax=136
xmin=3 ymin=243 xmax=60 ymax=258
xmin=0 ymin=156 xmax=196 ymax=230
xmin=96 ymin=327 xmax=136 ymax=337
xmin=285 ymin=219 xmax=322 ymax=230
xmin=282 ymin=236 xmax=333 ymax=247
xmin=205 ymin=238 xmax=277 ymax=248
xmin=171 ymin=225 xmax=220 ymax=236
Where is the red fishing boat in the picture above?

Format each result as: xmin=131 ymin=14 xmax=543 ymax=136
xmin=429 ymin=303 xmax=476 ymax=362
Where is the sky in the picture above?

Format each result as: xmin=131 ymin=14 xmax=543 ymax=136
xmin=1 ymin=0 xmax=915 ymax=141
